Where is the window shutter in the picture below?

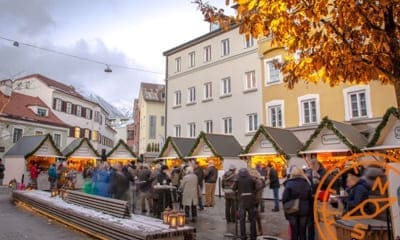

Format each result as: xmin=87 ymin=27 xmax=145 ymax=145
xmin=69 ymin=127 xmax=74 ymax=137
xmin=71 ymin=104 xmax=76 ymax=115
xmin=61 ymin=101 xmax=66 ymax=112
xmin=53 ymin=98 xmax=57 ymax=109
xmin=82 ymin=108 xmax=86 ymax=118
xmin=80 ymin=128 xmax=85 ymax=138
xmin=89 ymin=110 xmax=93 ymax=119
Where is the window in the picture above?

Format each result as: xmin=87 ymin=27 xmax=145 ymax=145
xmin=223 ymin=117 xmax=232 ymax=134
xmin=66 ymin=102 xmax=72 ymax=114
xmin=221 ymin=38 xmax=230 ymax=56
xmin=268 ymin=105 xmax=283 ymax=128
xmin=244 ymin=35 xmax=254 ymax=48
xmin=84 ymin=129 xmax=90 ymax=139
xmin=298 ymin=94 xmax=320 ymax=125
xmin=188 ymin=123 xmax=196 ymax=138
xmin=74 ymin=127 xmax=80 ymax=138
xmin=204 ymin=45 xmax=211 ymax=62
xmin=91 ymin=131 xmax=98 ymax=141
xmin=343 ymin=86 xmax=371 ymax=120
xmin=175 ymin=125 xmax=181 ymax=137
xmin=35 ymin=131 xmax=43 ymax=135
xmin=175 ymin=57 xmax=181 ymax=72
xmin=221 ymin=77 xmax=231 ymax=96
xmin=149 ymin=115 xmax=156 ymax=139
xmin=174 ymin=90 xmax=181 ymax=106
xmin=188 ymin=51 xmax=195 ymax=68
xmin=244 ymin=71 xmax=256 ymax=90
xmin=13 ymin=128 xmax=23 ymax=143
xmin=247 ymin=113 xmax=258 ymax=132
xmin=265 ymin=56 xmax=282 ymax=85
xmin=188 ymin=87 xmax=196 ymax=103
xmin=85 ymin=109 xmax=91 ymax=119
xmin=53 ymin=133 xmax=61 ymax=148
xmin=55 ymin=99 xmax=62 ymax=111
xmin=204 ymin=82 xmax=212 ymax=100
xmin=76 ymin=105 xmax=82 ymax=117
xmin=161 ymin=116 xmax=165 ymax=127
xmin=37 ymin=108 xmax=47 ymax=117
xmin=205 ymin=120 xmax=213 ymax=133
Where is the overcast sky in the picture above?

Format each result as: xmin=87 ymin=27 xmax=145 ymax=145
xmin=0 ymin=0 xmax=229 ymax=113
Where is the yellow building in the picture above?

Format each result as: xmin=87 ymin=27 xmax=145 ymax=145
xmin=258 ymin=38 xmax=397 ymax=142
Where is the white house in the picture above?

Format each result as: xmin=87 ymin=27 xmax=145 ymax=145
xmin=163 ymin=25 xmax=262 ymax=145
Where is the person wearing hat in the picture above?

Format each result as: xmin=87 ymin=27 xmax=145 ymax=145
xmin=204 ymin=161 xmax=218 ymax=207
xmin=222 ymin=164 xmax=237 ymax=223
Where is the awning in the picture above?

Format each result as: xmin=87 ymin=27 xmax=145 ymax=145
xmin=107 ymin=157 xmax=137 ymax=160
xmin=298 ymin=149 xmax=350 ymax=154
xmin=239 ymin=152 xmax=278 ymax=157
xmin=67 ymin=156 xmax=101 ymax=159
xmin=31 ymin=154 xmax=64 ymax=158
xmin=362 ymin=145 xmax=400 ymax=151
xmin=184 ymin=155 xmax=213 ymax=159
xmin=155 ymin=157 xmax=180 ymax=160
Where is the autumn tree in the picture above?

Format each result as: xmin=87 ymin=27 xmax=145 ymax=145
xmin=195 ymin=0 xmax=400 ymax=106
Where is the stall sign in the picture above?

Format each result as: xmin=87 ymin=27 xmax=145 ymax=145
xmin=321 ymin=134 xmax=340 ymax=145
xmin=260 ymin=140 xmax=273 ymax=148
xmin=395 ymin=126 xmax=400 ymax=139
xmin=203 ymin=145 xmax=211 ymax=152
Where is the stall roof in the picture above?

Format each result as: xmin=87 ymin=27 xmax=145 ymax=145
xmin=107 ymin=139 xmax=137 ymax=159
xmin=62 ymin=138 xmax=100 ymax=158
xmin=367 ymin=107 xmax=399 ymax=148
xmin=300 ymin=117 xmax=368 ymax=154
xmin=188 ymin=132 xmax=243 ymax=159
xmin=4 ymin=134 xmax=62 ymax=158
xmin=158 ymin=137 xmax=196 ymax=159
xmin=242 ymin=126 xmax=303 ymax=159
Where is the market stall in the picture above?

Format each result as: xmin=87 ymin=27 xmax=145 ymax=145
xmin=3 ymin=134 xmax=63 ymax=190
xmin=240 ymin=126 xmax=304 ymax=199
xmin=107 ymin=139 xmax=137 ymax=166
xmin=156 ymin=137 xmax=196 ymax=169
xmin=62 ymin=138 xmax=100 ymax=188
xmin=299 ymin=117 xmax=368 ymax=170
xmin=185 ymin=132 xmax=246 ymax=195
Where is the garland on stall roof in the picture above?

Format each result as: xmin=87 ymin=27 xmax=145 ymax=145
xmin=25 ymin=133 xmax=63 ymax=159
xmin=242 ymin=125 xmax=291 ymax=160
xmin=107 ymin=139 xmax=137 ymax=158
xmin=367 ymin=107 xmax=399 ymax=147
xmin=65 ymin=138 xmax=100 ymax=158
xmin=158 ymin=137 xmax=183 ymax=159
xmin=300 ymin=116 xmax=361 ymax=153
xmin=188 ymin=131 xmax=223 ymax=160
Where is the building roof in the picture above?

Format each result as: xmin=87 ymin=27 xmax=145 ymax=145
xmin=188 ymin=132 xmax=243 ymax=158
xmin=62 ymin=138 xmax=100 ymax=158
xmin=159 ymin=137 xmax=197 ymax=159
xmin=243 ymin=126 xmax=303 ymax=159
xmin=367 ymin=107 xmax=399 ymax=147
xmin=107 ymin=139 xmax=137 ymax=158
xmin=4 ymin=134 xmax=62 ymax=158
xmin=140 ymin=82 xmax=165 ymax=103
xmin=1 ymin=92 xmax=69 ymax=128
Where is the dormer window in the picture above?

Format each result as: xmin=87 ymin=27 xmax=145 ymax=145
xmin=37 ymin=108 xmax=48 ymax=117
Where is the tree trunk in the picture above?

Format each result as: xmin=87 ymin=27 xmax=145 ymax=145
xmin=394 ymin=79 xmax=400 ymax=110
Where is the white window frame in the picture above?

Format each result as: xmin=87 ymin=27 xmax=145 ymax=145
xmin=174 ymin=125 xmax=181 ymax=137
xmin=204 ymin=82 xmax=212 ymax=100
xmin=188 ymin=51 xmax=195 ymax=68
xmin=205 ymin=120 xmax=213 ymax=133
xmin=66 ymin=102 xmax=72 ymax=114
xmin=223 ymin=117 xmax=233 ymax=134
xmin=297 ymin=94 xmax=320 ymax=126
xmin=187 ymin=87 xmax=196 ymax=103
xmin=264 ymin=56 xmax=283 ymax=86
xmin=266 ymin=100 xmax=285 ymax=128
xmin=343 ymin=85 xmax=372 ymax=121
xmin=244 ymin=35 xmax=254 ymax=48
xmin=221 ymin=38 xmax=230 ymax=56
xmin=85 ymin=109 xmax=91 ymax=119
xmin=221 ymin=77 xmax=231 ymax=96
xmin=53 ymin=133 xmax=61 ymax=148
xmin=37 ymin=108 xmax=48 ymax=117
xmin=244 ymin=70 xmax=257 ymax=90
xmin=55 ymin=98 xmax=62 ymax=111
xmin=203 ymin=45 xmax=211 ymax=62
xmin=76 ymin=105 xmax=82 ymax=117
xmin=12 ymin=127 xmax=23 ymax=143
xmin=175 ymin=57 xmax=181 ymax=73
xmin=188 ymin=122 xmax=196 ymax=138
xmin=174 ymin=90 xmax=182 ymax=106
xmin=247 ymin=113 xmax=258 ymax=133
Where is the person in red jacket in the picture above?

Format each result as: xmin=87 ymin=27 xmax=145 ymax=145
xmin=30 ymin=163 xmax=40 ymax=189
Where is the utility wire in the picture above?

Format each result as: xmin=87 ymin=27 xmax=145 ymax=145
xmin=0 ymin=35 xmax=164 ymax=75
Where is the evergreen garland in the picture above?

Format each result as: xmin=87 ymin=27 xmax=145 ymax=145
xmin=158 ymin=137 xmax=183 ymax=159
xmin=25 ymin=133 xmax=63 ymax=159
xmin=107 ymin=139 xmax=137 ymax=158
xmin=188 ymin=132 xmax=223 ymax=160
xmin=65 ymin=138 xmax=100 ymax=158
xmin=242 ymin=125 xmax=291 ymax=160
xmin=367 ymin=107 xmax=399 ymax=147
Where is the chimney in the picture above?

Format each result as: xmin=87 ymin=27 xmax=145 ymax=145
xmin=0 ymin=79 xmax=12 ymax=97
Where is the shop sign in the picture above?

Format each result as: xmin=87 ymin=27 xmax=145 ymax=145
xmin=260 ymin=140 xmax=273 ymax=148
xmin=76 ymin=146 xmax=90 ymax=155
xmin=321 ymin=134 xmax=340 ymax=145
xmin=394 ymin=126 xmax=400 ymax=139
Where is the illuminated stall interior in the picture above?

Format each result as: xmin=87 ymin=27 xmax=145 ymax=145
xmin=299 ymin=117 xmax=368 ymax=170
xmin=157 ymin=137 xmax=196 ymax=169
xmin=242 ymin=126 xmax=303 ymax=178
xmin=23 ymin=135 xmax=62 ymax=171
xmin=107 ymin=139 xmax=137 ymax=166
xmin=62 ymin=138 xmax=99 ymax=171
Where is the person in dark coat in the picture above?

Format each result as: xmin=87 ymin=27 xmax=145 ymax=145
xmin=267 ymin=163 xmax=280 ymax=212
xmin=137 ymin=164 xmax=154 ymax=213
xmin=0 ymin=158 xmax=5 ymax=186
xmin=110 ymin=163 xmax=130 ymax=201
xmin=204 ymin=161 xmax=218 ymax=207
xmin=282 ymin=167 xmax=312 ymax=240
xmin=194 ymin=162 xmax=204 ymax=210
xmin=154 ymin=165 xmax=172 ymax=217
xmin=343 ymin=168 xmax=372 ymax=214
xmin=222 ymin=164 xmax=237 ymax=223
xmin=232 ymin=168 xmax=259 ymax=240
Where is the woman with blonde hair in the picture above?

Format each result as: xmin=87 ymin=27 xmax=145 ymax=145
xmin=282 ymin=166 xmax=312 ymax=240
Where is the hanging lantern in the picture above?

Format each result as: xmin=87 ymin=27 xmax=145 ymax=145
xmin=162 ymin=208 xmax=172 ymax=224
xmin=168 ymin=214 xmax=178 ymax=229
xmin=177 ymin=211 xmax=186 ymax=227
xmin=51 ymin=188 xmax=58 ymax=197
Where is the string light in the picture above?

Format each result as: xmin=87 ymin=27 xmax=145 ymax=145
xmin=0 ymin=36 xmax=163 ymax=75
